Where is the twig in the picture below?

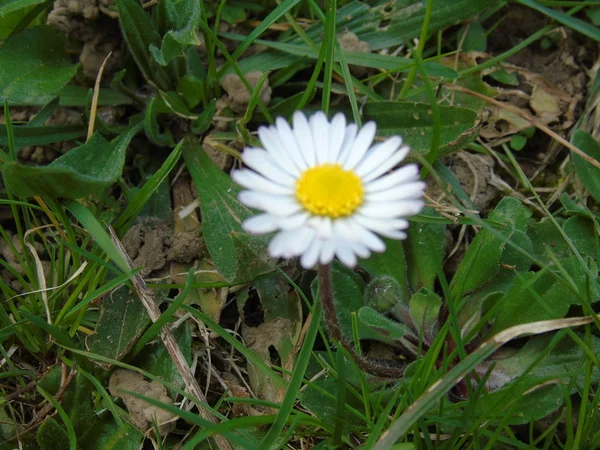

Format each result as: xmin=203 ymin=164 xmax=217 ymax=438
xmin=108 ymin=227 xmax=233 ymax=450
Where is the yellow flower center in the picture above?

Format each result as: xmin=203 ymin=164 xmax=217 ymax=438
xmin=295 ymin=164 xmax=364 ymax=218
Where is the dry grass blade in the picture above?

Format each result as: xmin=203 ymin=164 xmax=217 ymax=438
xmin=108 ymin=226 xmax=233 ymax=450
xmin=374 ymin=312 xmax=600 ymax=449
xmin=87 ymin=52 xmax=112 ymax=141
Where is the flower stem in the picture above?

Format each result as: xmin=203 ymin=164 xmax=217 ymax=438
xmin=317 ymin=264 xmax=405 ymax=379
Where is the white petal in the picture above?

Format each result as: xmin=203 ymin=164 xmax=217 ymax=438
xmin=336 ymin=123 xmax=358 ymax=164
xmin=343 ymin=121 xmax=376 ymax=170
xmin=350 ymin=220 xmax=386 ymax=252
xmin=334 ymin=236 xmax=357 ymax=268
xmin=355 ymin=136 xmax=402 ymax=178
xmin=319 ymin=239 xmax=336 ymax=265
xmin=275 ymin=212 xmax=309 ymax=230
xmin=301 ymin=239 xmax=322 ymax=269
xmin=258 ymin=126 xmax=302 ymax=175
xmin=378 ymin=229 xmax=408 ymax=240
xmin=349 ymin=240 xmax=371 ymax=259
xmin=243 ymin=214 xmax=278 ymax=234
xmin=232 ymin=170 xmax=294 ymax=195
xmin=241 ymin=148 xmax=296 ymax=187
xmin=365 ymin=164 xmax=420 ymax=193
xmin=307 ymin=216 xmax=333 ymax=239
xmin=354 ymin=215 xmax=410 ymax=232
xmin=293 ymin=111 xmax=316 ymax=166
xmin=363 ymin=146 xmax=410 ymax=182
xmin=288 ymin=227 xmax=316 ymax=257
xmin=310 ymin=111 xmax=330 ymax=165
xmin=359 ymin=200 xmax=424 ymax=219
xmin=275 ymin=117 xmax=309 ymax=171
xmin=333 ymin=219 xmax=358 ymax=243
xmin=327 ymin=113 xmax=346 ymax=162
xmin=268 ymin=230 xmax=295 ymax=257
xmin=366 ymin=181 xmax=426 ymax=202
xmin=238 ymin=191 xmax=301 ymax=216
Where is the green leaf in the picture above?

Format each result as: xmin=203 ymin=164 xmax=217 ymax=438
xmin=61 ymin=372 xmax=95 ymax=438
xmin=37 ymin=418 xmax=69 ymax=450
xmin=177 ymin=74 xmax=203 ymax=109
xmin=149 ymin=0 xmax=201 ymax=66
xmin=79 ymin=417 xmax=143 ymax=450
xmin=0 ymin=124 xmax=86 ymax=147
xmin=182 ymin=136 xmax=274 ymax=284
xmin=451 ymin=197 xmax=531 ymax=297
xmin=360 ymin=238 xmax=409 ymax=300
xmin=409 ymin=288 xmax=442 ymax=340
xmin=364 ymin=275 xmax=407 ymax=313
xmin=0 ymin=0 xmax=45 ymax=16
xmin=488 ymin=68 xmax=520 ymax=86
xmin=572 ymin=129 xmax=600 ymax=203
xmin=86 ymin=285 xmax=152 ymax=365
xmin=510 ymin=134 xmax=527 ymax=151
xmin=116 ymin=0 xmax=171 ymax=90
xmin=134 ymin=322 xmax=191 ymax=397
xmin=490 ymin=271 xmax=572 ymax=334
xmin=0 ymin=26 xmax=79 ymax=105
xmin=191 ymin=99 xmax=216 ymax=134
xmin=362 ymin=102 xmax=479 ymax=157
xmin=313 ymin=264 xmax=364 ymax=341
xmin=357 ymin=306 xmax=412 ymax=345
xmin=462 ymin=21 xmax=487 ymax=52
xmin=143 ymin=97 xmax=175 ymax=147
xmin=2 ymin=124 xmax=140 ymax=199
xmin=405 ymin=207 xmax=446 ymax=292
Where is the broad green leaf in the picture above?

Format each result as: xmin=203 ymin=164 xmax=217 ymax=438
xmin=182 ymin=137 xmax=274 ymax=284
xmin=0 ymin=0 xmax=45 ymax=16
xmin=0 ymin=124 xmax=86 ymax=147
xmin=86 ymin=285 xmax=151 ymax=365
xmin=358 ymin=306 xmax=413 ymax=346
xmin=79 ymin=417 xmax=143 ymax=450
xmin=143 ymin=97 xmax=175 ymax=147
xmin=177 ymin=74 xmax=203 ymax=109
xmin=37 ymin=418 xmax=69 ymax=450
xmin=404 ymin=207 xmax=446 ymax=292
xmin=58 ymin=86 xmax=133 ymax=107
xmin=191 ymin=99 xmax=216 ymax=134
xmin=61 ymin=372 xmax=95 ymax=438
xmin=461 ymin=21 xmax=487 ymax=52
xmin=572 ymin=129 xmax=600 ymax=203
xmin=451 ymin=197 xmax=531 ymax=297
xmin=489 ymin=271 xmax=572 ymax=334
xmin=134 ymin=322 xmax=191 ymax=397
xmin=362 ymin=102 xmax=479 ymax=157
xmin=149 ymin=0 xmax=201 ymax=66
xmin=116 ymin=0 xmax=171 ymax=90
xmin=312 ymin=264 xmax=364 ymax=341
xmin=563 ymin=216 xmax=599 ymax=261
xmin=0 ymin=26 xmax=79 ymax=105
xmin=2 ymin=124 xmax=140 ymax=198
xmin=360 ymin=238 xmax=409 ymax=300
xmin=409 ymin=288 xmax=442 ymax=341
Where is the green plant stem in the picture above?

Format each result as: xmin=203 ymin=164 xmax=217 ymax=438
xmin=317 ymin=264 xmax=405 ymax=379
xmin=397 ymin=0 xmax=435 ymax=99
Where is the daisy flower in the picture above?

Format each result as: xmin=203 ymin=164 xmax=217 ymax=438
xmin=232 ymin=111 xmax=425 ymax=269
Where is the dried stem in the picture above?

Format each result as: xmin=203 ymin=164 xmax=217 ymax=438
xmin=317 ymin=264 xmax=405 ymax=379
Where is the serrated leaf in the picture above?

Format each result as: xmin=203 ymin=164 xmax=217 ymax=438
xmin=0 ymin=26 xmax=79 ymax=105
xmin=572 ymin=129 xmax=600 ymax=203
xmin=2 ymin=124 xmax=140 ymax=198
xmin=182 ymin=137 xmax=274 ymax=284
xmin=86 ymin=285 xmax=151 ymax=365
xmin=362 ymin=102 xmax=479 ymax=157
